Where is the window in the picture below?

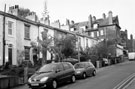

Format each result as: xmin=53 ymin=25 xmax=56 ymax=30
xmin=8 ymin=21 xmax=13 ymax=35
xmin=24 ymin=46 xmax=30 ymax=60
xmin=89 ymin=62 xmax=95 ymax=68
xmin=63 ymin=63 xmax=71 ymax=70
xmin=74 ymin=63 xmax=85 ymax=69
xmin=57 ymin=64 xmax=64 ymax=71
xmin=100 ymin=30 xmax=104 ymax=35
xmin=91 ymin=32 xmax=94 ymax=37
xmin=93 ymin=24 xmax=98 ymax=29
xmin=24 ymin=24 xmax=30 ymax=39
xmin=97 ymin=31 xmax=99 ymax=37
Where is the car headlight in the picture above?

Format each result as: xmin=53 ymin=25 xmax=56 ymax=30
xmin=40 ymin=77 xmax=48 ymax=82
xmin=76 ymin=71 xmax=81 ymax=74
xmin=28 ymin=78 xmax=32 ymax=83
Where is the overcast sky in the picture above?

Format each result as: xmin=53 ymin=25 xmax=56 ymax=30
xmin=0 ymin=0 xmax=134 ymax=38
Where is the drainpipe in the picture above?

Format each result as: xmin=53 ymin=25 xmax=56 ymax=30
xmin=37 ymin=23 xmax=40 ymax=61
xmin=3 ymin=4 xmax=6 ymax=66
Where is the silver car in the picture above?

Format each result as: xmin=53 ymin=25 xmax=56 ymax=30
xmin=74 ymin=62 xmax=96 ymax=79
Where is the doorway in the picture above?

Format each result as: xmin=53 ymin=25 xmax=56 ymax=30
xmin=8 ymin=44 xmax=12 ymax=65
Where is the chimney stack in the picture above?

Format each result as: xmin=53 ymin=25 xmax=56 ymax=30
xmin=25 ymin=12 xmax=38 ymax=22
xmin=8 ymin=5 xmax=19 ymax=16
xmin=108 ymin=11 xmax=113 ymax=24
xmin=88 ymin=14 xmax=92 ymax=29
xmin=66 ymin=19 xmax=70 ymax=26
xmin=103 ymin=13 xmax=106 ymax=19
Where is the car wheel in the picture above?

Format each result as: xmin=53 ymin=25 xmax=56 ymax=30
xmin=92 ymin=70 xmax=96 ymax=76
xmin=82 ymin=73 xmax=86 ymax=79
xmin=51 ymin=80 xmax=57 ymax=89
xmin=71 ymin=75 xmax=76 ymax=83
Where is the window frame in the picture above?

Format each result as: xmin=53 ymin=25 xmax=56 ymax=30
xmin=24 ymin=24 xmax=30 ymax=40
xmin=24 ymin=46 xmax=30 ymax=60
xmin=8 ymin=21 xmax=13 ymax=35
xmin=100 ymin=30 xmax=104 ymax=36
xmin=91 ymin=32 xmax=94 ymax=37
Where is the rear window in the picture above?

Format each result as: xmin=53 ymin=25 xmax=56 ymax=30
xmin=89 ymin=62 xmax=95 ymax=68
xmin=74 ymin=63 xmax=85 ymax=69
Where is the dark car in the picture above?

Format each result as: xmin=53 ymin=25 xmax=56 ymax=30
xmin=28 ymin=62 xmax=76 ymax=89
xmin=63 ymin=58 xmax=79 ymax=65
xmin=74 ymin=62 xmax=96 ymax=79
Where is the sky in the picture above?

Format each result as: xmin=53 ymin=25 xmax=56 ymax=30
xmin=0 ymin=0 xmax=135 ymax=38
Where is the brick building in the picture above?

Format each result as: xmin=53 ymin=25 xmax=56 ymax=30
xmin=70 ymin=11 xmax=127 ymax=57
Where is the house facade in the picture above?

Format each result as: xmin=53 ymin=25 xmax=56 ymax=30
xmin=0 ymin=5 xmax=98 ymax=66
xmin=127 ymin=34 xmax=135 ymax=52
xmin=70 ymin=11 xmax=127 ymax=57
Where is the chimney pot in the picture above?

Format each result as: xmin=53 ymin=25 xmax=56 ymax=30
xmin=93 ymin=16 xmax=96 ymax=21
xmin=71 ymin=20 xmax=74 ymax=25
xmin=15 ymin=5 xmax=19 ymax=9
xmin=108 ymin=11 xmax=113 ymax=17
xmin=103 ymin=13 xmax=106 ymax=19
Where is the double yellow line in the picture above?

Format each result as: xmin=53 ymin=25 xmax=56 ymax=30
xmin=113 ymin=73 xmax=135 ymax=89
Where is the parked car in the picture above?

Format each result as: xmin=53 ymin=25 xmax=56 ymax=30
xmin=74 ymin=62 xmax=96 ymax=79
xmin=28 ymin=62 xmax=76 ymax=89
xmin=63 ymin=58 xmax=79 ymax=65
xmin=103 ymin=58 xmax=109 ymax=66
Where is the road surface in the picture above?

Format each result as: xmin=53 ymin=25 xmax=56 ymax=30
xmin=12 ymin=61 xmax=135 ymax=89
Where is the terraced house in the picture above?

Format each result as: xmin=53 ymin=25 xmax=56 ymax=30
xmin=0 ymin=5 xmax=98 ymax=66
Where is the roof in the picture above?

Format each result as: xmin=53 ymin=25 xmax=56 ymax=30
xmin=71 ymin=16 xmax=121 ymax=29
xmin=0 ymin=11 xmax=97 ymax=40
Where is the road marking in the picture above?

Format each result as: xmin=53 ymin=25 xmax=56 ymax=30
xmin=122 ymin=78 xmax=135 ymax=89
xmin=113 ymin=73 xmax=135 ymax=89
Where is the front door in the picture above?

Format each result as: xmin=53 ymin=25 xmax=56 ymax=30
xmin=8 ymin=47 xmax=12 ymax=65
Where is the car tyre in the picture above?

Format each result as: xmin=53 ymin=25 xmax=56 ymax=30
xmin=82 ymin=73 xmax=86 ymax=79
xmin=71 ymin=75 xmax=76 ymax=83
xmin=51 ymin=80 xmax=57 ymax=89
xmin=92 ymin=70 xmax=96 ymax=76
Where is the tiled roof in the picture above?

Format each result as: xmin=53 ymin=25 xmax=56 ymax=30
xmin=71 ymin=16 xmax=119 ymax=28
xmin=70 ymin=21 xmax=89 ymax=28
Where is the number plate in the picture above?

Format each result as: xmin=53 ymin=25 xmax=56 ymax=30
xmin=31 ymin=83 xmax=39 ymax=86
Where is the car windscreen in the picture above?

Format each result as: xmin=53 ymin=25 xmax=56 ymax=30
xmin=74 ymin=63 xmax=85 ymax=69
xmin=37 ymin=64 xmax=57 ymax=73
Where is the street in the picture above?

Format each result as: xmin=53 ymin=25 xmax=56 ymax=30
xmin=12 ymin=61 xmax=135 ymax=89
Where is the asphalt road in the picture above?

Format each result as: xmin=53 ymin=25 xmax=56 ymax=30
xmin=12 ymin=61 xmax=135 ymax=89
